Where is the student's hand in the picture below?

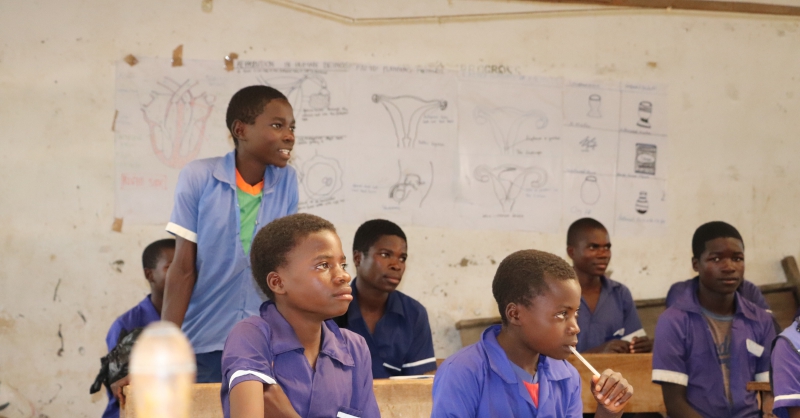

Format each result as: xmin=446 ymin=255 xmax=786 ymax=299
xmin=110 ymin=375 xmax=131 ymax=408
xmin=629 ymin=336 xmax=653 ymax=353
xmin=591 ymin=369 xmax=633 ymax=416
xmin=587 ymin=340 xmax=629 ymax=353
xmin=263 ymin=383 xmax=302 ymax=418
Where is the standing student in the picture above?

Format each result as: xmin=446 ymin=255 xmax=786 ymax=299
xmin=333 ymin=219 xmax=436 ymax=378
xmin=771 ymin=316 xmax=800 ymax=418
xmin=652 ymin=221 xmax=775 ymax=418
xmin=432 ymin=249 xmax=633 ymax=418
xmin=164 ymin=85 xmax=298 ymax=382
xmin=566 ymin=218 xmax=651 ymax=354
xmin=220 ymin=213 xmax=379 ymax=418
xmin=101 ymin=238 xmax=175 ymax=418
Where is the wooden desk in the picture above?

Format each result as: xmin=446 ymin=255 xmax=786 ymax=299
xmin=567 ymin=353 xmax=665 ymax=413
xmin=122 ymin=378 xmax=434 ymax=418
xmin=748 ymin=381 xmax=774 ymax=415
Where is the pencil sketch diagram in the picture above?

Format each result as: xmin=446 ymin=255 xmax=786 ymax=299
xmin=260 ymin=74 xmax=331 ymax=112
xmin=634 ymin=143 xmax=657 ymax=175
xmin=637 ymin=101 xmax=652 ymax=128
xmin=141 ymin=78 xmax=215 ymax=169
xmin=473 ymin=106 xmax=548 ymax=154
xmin=474 ymin=165 xmax=548 ymax=212
xmin=580 ymin=175 xmax=601 ymax=205
xmin=388 ymin=160 xmax=434 ymax=207
xmin=372 ymin=94 xmax=447 ymax=148
xmin=588 ymin=94 xmax=602 ymax=118
xmin=579 ymin=136 xmax=597 ymax=152
xmin=636 ymin=191 xmax=649 ymax=214
xmin=297 ymin=154 xmax=343 ymax=199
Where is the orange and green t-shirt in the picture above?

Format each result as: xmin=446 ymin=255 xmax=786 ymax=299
xmin=235 ymin=170 xmax=263 ymax=254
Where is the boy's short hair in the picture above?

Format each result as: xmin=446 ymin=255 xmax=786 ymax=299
xmin=493 ymin=250 xmax=577 ymax=324
xmin=226 ymin=85 xmax=288 ymax=146
xmin=251 ymin=213 xmax=336 ymax=299
xmin=692 ymin=221 xmax=744 ymax=259
xmin=141 ymin=238 xmax=176 ymax=270
xmin=352 ymin=219 xmax=407 ymax=254
xmin=566 ymin=217 xmax=607 ymax=246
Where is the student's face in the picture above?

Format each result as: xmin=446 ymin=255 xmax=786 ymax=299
xmin=568 ymin=228 xmax=611 ymax=277
xmin=514 ymin=276 xmax=581 ymax=360
xmin=146 ymin=247 xmax=174 ymax=296
xmin=235 ymin=99 xmax=295 ymax=168
xmin=354 ymin=235 xmax=407 ymax=293
xmin=693 ymin=237 xmax=745 ymax=296
xmin=276 ymin=230 xmax=353 ymax=319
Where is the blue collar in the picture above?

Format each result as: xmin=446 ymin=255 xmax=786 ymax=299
xmin=671 ymin=276 xmax=760 ymax=321
xmin=348 ymin=278 xmax=405 ymax=319
xmin=259 ymin=301 xmax=355 ymax=367
xmin=212 ymin=151 xmax=284 ymax=191
xmin=481 ymin=325 xmax=572 ymax=385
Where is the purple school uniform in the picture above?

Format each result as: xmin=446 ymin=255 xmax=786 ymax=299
xmin=772 ymin=319 xmax=800 ymax=418
xmin=666 ymin=276 xmax=771 ymax=312
xmin=102 ymin=296 xmax=160 ymax=418
xmin=220 ymin=301 xmax=380 ymax=418
xmin=576 ymin=276 xmax=645 ymax=352
xmin=652 ymin=281 xmax=775 ymax=418
xmin=431 ymin=325 xmax=582 ymax=418
xmin=335 ymin=278 xmax=436 ymax=378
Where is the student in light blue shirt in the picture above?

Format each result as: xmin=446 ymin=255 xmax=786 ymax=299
xmin=432 ymin=249 xmax=633 ymax=418
xmin=164 ymin=86 xmax=298 ymax=382
xmin=771 ymin=317 xmax=800 ymax=418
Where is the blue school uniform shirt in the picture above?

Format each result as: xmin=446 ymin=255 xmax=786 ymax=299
xmin=335 ymin=278 xmax=436 ymax=378
xmin=652 ymin=280 xmax=775 ymax=418
xmin=220 ymin=301 xmax=380 ymax=418
xmin=576 ymin=276 xmax=645 ymax=352
xmin=772 ymin=319 xmax=800 ymax=418
xmin=431 ymin=325 xmax=582 ymax=418
xmin=666 ymin=276 xmax=771 ymax=312
xmin=166 ymin=151 xmax=298 ymax=353
xmin=102 ymin=295 xmax=160 ymax=418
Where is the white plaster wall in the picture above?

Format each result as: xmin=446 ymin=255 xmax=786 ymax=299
xmin=1 ymin=0 xmax=799 ymax=416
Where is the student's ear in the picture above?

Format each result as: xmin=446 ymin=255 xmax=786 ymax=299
xmin=231 ymin=119 xmax=247 ymax=143
xmin=566 ymin=245 xmax=575 ymax=260
xmin=353 ymin=251 xmax=363 ymax=268
xmin=505 ymin=303 xmax=522 ymax=326
xmin=144 ymin=268 xmax=155 ymax=285
xmin=266 ymin=271 xmax=286 ymax=296
xmin=691 ymin=257 xmax=700 ymax=272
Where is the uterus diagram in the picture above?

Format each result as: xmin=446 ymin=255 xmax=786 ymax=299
xmin=474 ymin=165 xmax=548 ymax=212
xmin=388 ymin=160 xmax=434 ymax=208
xmin=473 ymin=106 xmax=548 ymax=154
xmin=141 ymin=78 xmax=215 ymax=169
xmin=372 ymin=94 xmax=447 ymax=148
xmin=297 ymin=154 xmax=344 ymax=200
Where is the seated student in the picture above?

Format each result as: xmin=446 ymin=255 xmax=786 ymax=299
xmin=432 ymin=249 xmax=633 ymax=418
xmin=220 ymin=213 xmax=379 ymax=418
xmin=652 ymin=221 xmax=775 ymax=418
xmin=333 ymin=219 xmax=436 ymax=378
xmin=566 ymin=218 xmax=651 ymax=354
xmin=665 ymin=276 xmax=771 ymax=311
xmin=102 ymin=238 xmax=175 ymax=418
xmin=772 ymin=315 xmax=800 ymax=418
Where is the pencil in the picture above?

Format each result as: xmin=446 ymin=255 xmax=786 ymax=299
xmin=569 ymin=345 xmax=600 ymax=377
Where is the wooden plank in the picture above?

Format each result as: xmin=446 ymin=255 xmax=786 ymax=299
xmin=567 ymin=353 xmax=665 ymax=413
xmin=455 ymin=316 xmax=501 ymax=347
xmin=781 ymin=256 xmax=800 ymax=306
xmin=522 ymin=0 xmax=800 ymax=17
xmin=747 ymin=381 xmax=771 ymax=392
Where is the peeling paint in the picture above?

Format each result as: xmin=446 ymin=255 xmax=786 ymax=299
xmin=110 ymin=260 xmax=124 ymax=273
xmin=52 ymin=279 xmax=61 ymax=302
xmin=56 ymin=324 xmax=64 ymax=357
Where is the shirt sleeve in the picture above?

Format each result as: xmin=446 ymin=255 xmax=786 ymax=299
xmin=221 ymin=322 xmax=277 ymax=391
xmin=754 ymin=314 xmax=777 ymax=382
xmin=402 ymin=306 xmax=437 ymax=375
xmin=288 ymin=169 xmax=299 ymax=215
xmin=349 ymin=335 xmax=381 ymax=418
xmin=620 ymin=285 xmax=646 ymax=341
xmin=166 ymin=164 xmax=203 ymax=243
xmin=651 ymin=310 xmax=690 ymax=386
xmin=431 ymin=357 xmax=481 ymax=418
xmin=772 ymin=337 xmax=800 ymax=412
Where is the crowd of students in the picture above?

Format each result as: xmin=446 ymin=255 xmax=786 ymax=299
xmin=98 ymin=85 xmax=800 ymax=418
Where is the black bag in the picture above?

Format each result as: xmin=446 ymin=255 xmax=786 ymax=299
xmin=89 ymin=327 xmax=144 ymax=394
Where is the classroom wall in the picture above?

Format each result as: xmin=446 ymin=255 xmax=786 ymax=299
xmin=1 ymin=0 xmax=799 ymax=416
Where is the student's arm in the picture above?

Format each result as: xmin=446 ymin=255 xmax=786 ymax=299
xmin=661 ymin=383 xmax=703 ymax=418
xmin=620 ymin=285 xmax=651 ymax=353
xmin=162 ymin=236 xmax=197 ymax=325
xmin=591 ymin=369 xmax=634 ymax=418
xmin=789 ymin=407 xmax=800 ymax=418
xmin=584 ymin=340 xmax=629 ymax=353
xmin=402 ymin=306 xmax=437 ymax=375
xmin=229 ymin=381 xmax=301 ymax=418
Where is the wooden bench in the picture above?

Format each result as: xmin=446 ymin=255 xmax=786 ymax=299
xmin=122 ymin=378 xmax=434 ymax=418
